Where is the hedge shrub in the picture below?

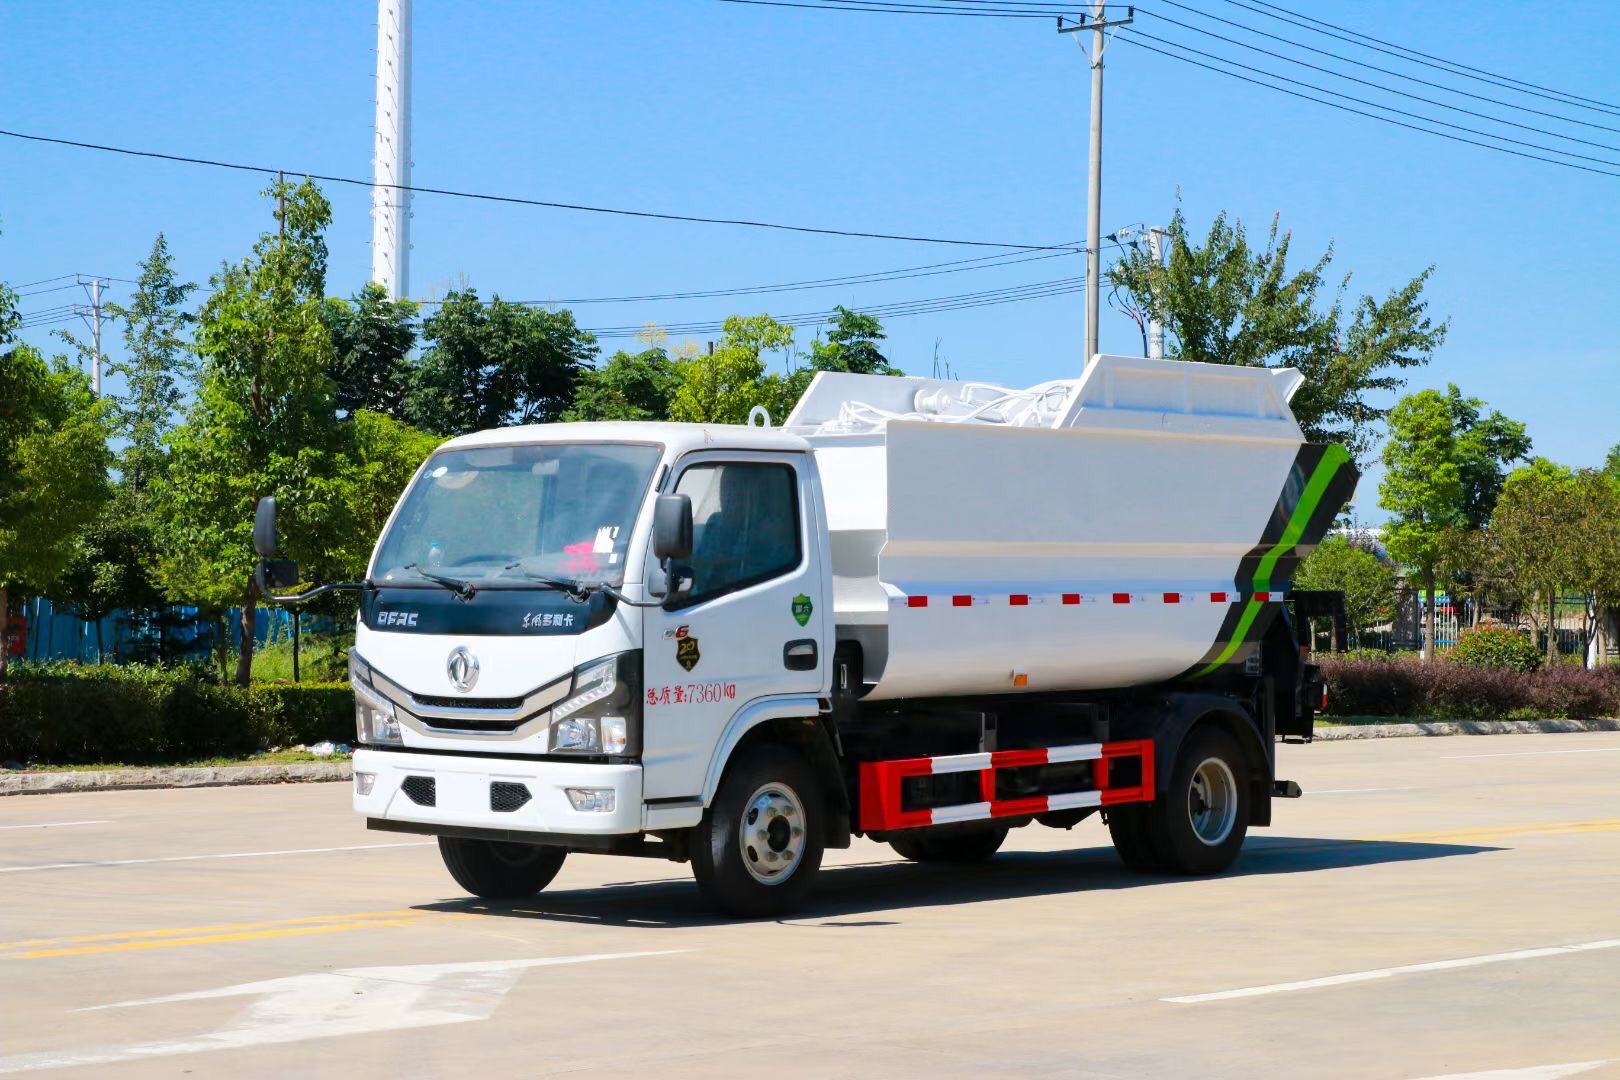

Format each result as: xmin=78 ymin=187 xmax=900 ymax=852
xmin=0 ymin=663 xmax=352 ymax=765
xmin=1450 ymin=626 xmax=1542 ymax=672
xmin=1319 ymin=656 xmax=1620 ymax=721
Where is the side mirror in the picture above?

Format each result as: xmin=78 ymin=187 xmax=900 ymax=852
xmin=255 ymin=558 xmax=300 ymax=593
xmin=652 ymin=494 xmax=693 ymax=561
xmin=253 ymin=496 xmax=279 ymax=557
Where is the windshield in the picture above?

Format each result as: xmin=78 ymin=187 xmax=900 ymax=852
xmin=371 ymin=442 xmax=662 ymax=587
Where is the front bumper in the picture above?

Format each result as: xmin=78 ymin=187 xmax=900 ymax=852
xmin=353 ymin=748 xmax=644 ymax=836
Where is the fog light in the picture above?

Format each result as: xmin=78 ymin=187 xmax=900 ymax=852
xmin=565 ymin=787 xmax=616 ymax=813
xmin=355 ymin=771 xmax=377 ymax=796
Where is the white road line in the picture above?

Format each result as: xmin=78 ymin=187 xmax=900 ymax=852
xmin=1310 ymin=787 xmax=1411 ymax=795
xmin=0 ymin=841 xmax=433 ymax=874
xmin=1446 ymin=747 xmax=1620 ymax=760
xmin=0 ymin=820 xmax=110 ymax=830
xmin=1407 ymin=1061 xmax=1614 ymax=1080
xmin=1164 ymin=939 xmax=1620 ymax=1004
xmin=1 ymin=951 xmax=690 ymax=1075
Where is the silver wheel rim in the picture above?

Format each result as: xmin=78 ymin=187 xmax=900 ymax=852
xmin=1187 ymin=757 xmax=1238 ymax=846
xmin=738 ymin=781 xmax=807 ymax=886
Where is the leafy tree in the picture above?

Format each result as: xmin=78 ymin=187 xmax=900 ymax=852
xmin=0 ymin=346 xmax=113 ymax=675
xmin=1294 ymin=535 xmax=1396 ymax=646
xmin=1380 ymin=386 xmax=1529 ymax=661
xmin=102 ymin=234 xmax=197 ymax=503
xmin=670 ymin=315 xmax=800 ymax=425
xmin=48 ymin=512 xmax=165 ymax=662
xmin=807 ymin=306 xmax=900 ymax=376
xmin=328 ymin=410 xmax=442 ymax=580
xmin=323 ymin=282 xmax=418 ymax=420
xmin=156 ymin=178 xmax=343 ymax=686
xmin=1604 ymin=443 xmax=1620 ymax=486
xmin=564 ymin=346 xmax=681 ymax=422
xmin=1490 ymin=459 xmax=1583 ymax=665
xmin=1109 ymin=207 xmax=1448 ymax=462
xmin=407 ymin=290 xmax=596 ymax=435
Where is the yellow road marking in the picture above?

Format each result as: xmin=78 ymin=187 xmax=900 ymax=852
xmin=0 ymin=909 xmax=420 ymax=951
xmin=3 ymin=919 xmax=424 ymax=960
xmin=1363 ymin=819 xmax=1620 ymax=843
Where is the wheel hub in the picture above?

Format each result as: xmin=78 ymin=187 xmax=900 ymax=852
xmin=739 ymin=782 xmax=807 ymax=886
xmin=1187 ymin=757 xmax=1238 ymax=846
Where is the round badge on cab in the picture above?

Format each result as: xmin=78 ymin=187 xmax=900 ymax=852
xmin=447 ymin=646 xmax=479 ymax=693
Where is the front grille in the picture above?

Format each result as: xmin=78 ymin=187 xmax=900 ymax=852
xmin=401 ymin=776 xmax=436 ymax=806
xmin=411 ymin=693 xmax=525 ymax=711
xmin=419 ymin=716 xmax=526 ymax=734
xmin=490 ymin=782 xmax=532 ymax=813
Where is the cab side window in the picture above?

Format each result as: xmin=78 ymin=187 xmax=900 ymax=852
xmin=673 ymin=462 xmax=801 ymax=603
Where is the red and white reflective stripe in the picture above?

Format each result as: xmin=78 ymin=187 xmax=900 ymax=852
xmin=890 ymin=590 xmax=1282 ymax=608
xmin=857 ymin=739 xmax=1155 ymax=832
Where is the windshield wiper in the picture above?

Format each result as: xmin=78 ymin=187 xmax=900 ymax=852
xmin=402 ymin=562 xmax=478 ymax=600
xmin=502 ymin=563 xmax=659 ymax=607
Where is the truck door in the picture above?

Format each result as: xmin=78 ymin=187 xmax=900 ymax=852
xmin=641 ymin=451 xmax=827 ymax=800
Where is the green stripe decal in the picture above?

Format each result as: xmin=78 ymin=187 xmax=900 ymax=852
xmin=1193 ymin=599 xmax=1265 ymax=678
xmin=1251 ymin=443 xmax=1351 ymax=593
xmin=1190 ymin=443 xmax=1353 ymax=679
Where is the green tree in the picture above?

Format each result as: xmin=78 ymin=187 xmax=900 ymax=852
xmin=670 ymin=315 xmax=799 ymax=424
xmin=1379 ymin=386 xmax=1529 ymax=661
xmin=48 ymin=513 xmax=165 ymax=662
xmin=407 ymin=290 xmax=596 ymax=435
xmin=807 ymin=306 xmax=900 ymax=376
xmin=1109 ymin=207 xmax=1448 ymax=462
xmin=1491 ymin=459 xmax=1583 ymax=665
xmin=102 ymin=234 xmax=197 ymax=503
xmin=564 ymin=346 xmax=681 ymax=422
xmin=1604 ymin=443 xmax=1620 ymax=486
xmin=323 ymin=282 xmax=418 ymax=420
xmin=156 ymin=178 xmax=342 ymax=686
xmin=0 ymin=346 xmax=113 ymax=674
xmin=1294 ymin=535 xmax=1396 ymax=646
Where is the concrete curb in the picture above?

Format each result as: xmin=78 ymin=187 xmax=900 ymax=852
xmin=5 ymin=718 xmax=1618 ymax=794
xmin=1314 ymin=717 xmax=1620 ymax=740
xmin=1 ymin=761 xmax=353 ymax=796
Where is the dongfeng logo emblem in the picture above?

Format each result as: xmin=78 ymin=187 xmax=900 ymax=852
xmin=446 ymin=647 xmax=479 ymax=693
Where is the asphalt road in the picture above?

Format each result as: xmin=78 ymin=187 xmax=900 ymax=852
xmin=1 ymin=731 xmax=1617 ymax=1080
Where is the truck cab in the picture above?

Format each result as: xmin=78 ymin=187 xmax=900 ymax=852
xmin=348 ymin=422 xmax=839 ymax=908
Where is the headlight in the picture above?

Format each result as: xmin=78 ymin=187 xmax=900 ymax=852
xmin=350 ymin=651 xmax=402 ymax=746
xmin=547 ymin=652 xmax=639 ymax=756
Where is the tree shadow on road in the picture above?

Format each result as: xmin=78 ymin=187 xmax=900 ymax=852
xmin=414 ymin=834 xmax=1498 ymax=930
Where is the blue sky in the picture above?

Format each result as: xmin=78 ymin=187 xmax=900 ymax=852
xmin=3 ymin=0 xmax=1617 ymax=519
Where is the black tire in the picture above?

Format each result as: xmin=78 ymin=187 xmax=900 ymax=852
xmin=691 ymin=745 xmax=826 ymax=917
xmin=889 ymin=826 xmax=1008 ymax=863
xmin=1105 ymin=804 xmax=1165 ymax=872
xmin=438 ymin=837 xmax=567 ymax=899
xmin=1140 ymin=725 xmax=1251 ymax=875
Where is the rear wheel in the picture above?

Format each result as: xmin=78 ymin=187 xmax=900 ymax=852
xmin=890 ymin=826 xmax=1008 ymax=864
xmin=691 ymin=745 xmax=826 ymax=917
xmin=1106 ymin=804 xmax=1164 ymax=871
xmin=438 ymin=837 xmax=568 ymax=899
xmin=1140 ymin=726 xmax=1251 ymax=875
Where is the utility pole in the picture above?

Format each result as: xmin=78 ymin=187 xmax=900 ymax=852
xmin=1059 ymin=5 xmax=1133 ymax=367
xmin=372 ymin=0 xmax=413 ymax=299
xmin=1145 ymin=225 xmax=1166 ymax=359
xmin=73 ymin=275 xmax=108 ymax=396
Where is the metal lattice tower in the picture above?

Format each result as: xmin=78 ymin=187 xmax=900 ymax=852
xmin=371 ymin=0 xmax=412 ymax=298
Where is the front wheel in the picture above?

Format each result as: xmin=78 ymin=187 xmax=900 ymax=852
xmin=438 ymin=837 xmax=567 ymax=899
xmin=691 ymin=745 xmax=826 ymax=917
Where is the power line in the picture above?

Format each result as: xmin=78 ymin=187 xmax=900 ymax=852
xmin=418 ymin=243 xmax=1092 ymax=306
xmin=1117 ymin=30 xmax=1620 ymax=179
xmin=0 ymin=127 xmax=1076 ymax=253
xmin=1137 ymin=3 xmax=1620 ymax=144
xmin=1220 ymin=0 xmax=1620 ymax=117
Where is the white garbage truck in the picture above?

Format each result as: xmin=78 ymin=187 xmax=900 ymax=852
xmin=253 ymin=353 xmax=1357 ymax=915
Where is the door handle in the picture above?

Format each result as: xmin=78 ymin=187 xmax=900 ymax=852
xmin=783 ymin=639 xmax=817 ymax=671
